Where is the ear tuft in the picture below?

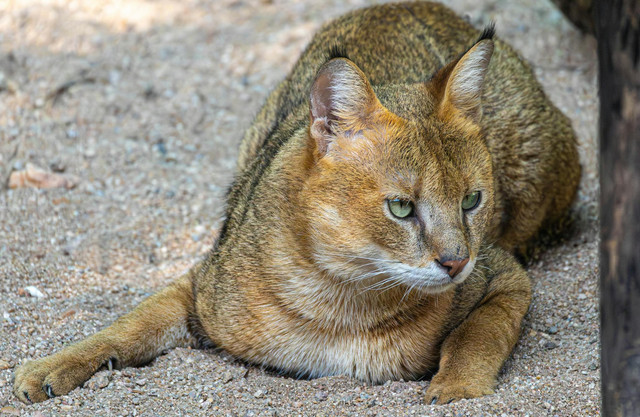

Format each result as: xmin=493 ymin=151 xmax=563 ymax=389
xmin=326 ymin=44 xmax=350 ymax=61
xmin=477 ymin=23 xmax=495 ymax=42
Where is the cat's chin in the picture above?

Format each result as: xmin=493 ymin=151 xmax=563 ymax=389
xmin=410 ymin=281 xmax=459 ymax=294
xmin=402 ymin=277 xmax=465 ymax=295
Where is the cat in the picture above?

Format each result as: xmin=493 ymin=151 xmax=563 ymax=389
xmin=14 ymin=1 xmax=580 ymax=405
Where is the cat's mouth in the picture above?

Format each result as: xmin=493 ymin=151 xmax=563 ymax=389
xmin=369 ymin=257 xmax=477 ymax=294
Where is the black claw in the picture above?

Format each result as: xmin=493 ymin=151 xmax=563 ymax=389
xmin=103 ymin=356 xmax=117 ymax=371
xmin=430 ymin=397 xmax=438 ymax=405
xmin=44 ymin=384 xmax=55 ymax=398
xmin=446 ymin=398 xmax=454 ymax=404
xmin=23 ymin=390 xmax=32 ymax=404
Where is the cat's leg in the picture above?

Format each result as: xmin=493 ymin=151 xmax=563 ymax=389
xmin=425 ymin=249 xmax=531 ymax=404
xmin=14 ymin=270 xmax=197 ymax=404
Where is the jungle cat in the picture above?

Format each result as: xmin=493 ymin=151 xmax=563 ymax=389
xmin=14 ymin=1 xmax=580 ymax=405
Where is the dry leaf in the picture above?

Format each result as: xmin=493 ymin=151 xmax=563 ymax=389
xmin=8 ymin=163 xmax=79 ymax=189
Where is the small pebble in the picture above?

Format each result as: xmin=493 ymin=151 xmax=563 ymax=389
xmin=61 ymin=309 xmax=77 ymax=319
xmin=85 ymin=372 xmax=110 ymax=390
xmin=253 ymin=389 xmax=266 ymax=398
xmin=155 ymin=141 xmax=167 ymax=156
xmin=135 ymin=378 xmax=147 ymax=386
xmin=5 ymin=79 xmax=17 ymax=94
xmin=314 ymin=390 xmax=328 ymax=401
xmin=340 ymin=394 xmax=355 ymax=404
xmin=544 ymin=341 xmax=558 ymax=350
xmin=24 ymin=286 xmax=45 ymax=298
xmin=0 ymin=360 xmax=10 ymax=370
xmin=50 ymin=160 xmax=66 ymax=172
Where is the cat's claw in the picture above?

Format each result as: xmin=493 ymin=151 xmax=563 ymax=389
xmin=44 ymin=384 xmax=55 ymax=398
xmin=429 ymin=396 xmax=453 ymax=405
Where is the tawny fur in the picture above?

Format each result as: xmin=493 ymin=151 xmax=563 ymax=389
xmin=14 ymin=1 xmax=580 ymax=406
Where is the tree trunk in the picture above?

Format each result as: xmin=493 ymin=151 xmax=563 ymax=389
xmin=598 ymin=0 xmax=640 ymax=416
xmin=551 ymin=0 xmax=595 ymax=35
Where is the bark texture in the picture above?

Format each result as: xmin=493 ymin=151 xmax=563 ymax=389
xmin=598 ymin=0 xmax=640 ymax=415
xmin=552 ymin=0 xmax=594 ymax=34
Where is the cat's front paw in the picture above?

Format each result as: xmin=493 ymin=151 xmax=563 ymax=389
xmin=425 ymin=375 xmax=494 ymax=405
xmin=14 ymin=348 xmax=115 ymax=404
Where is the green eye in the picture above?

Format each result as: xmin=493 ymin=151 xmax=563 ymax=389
xmin=388 ymin=199 xmax=414 ymax=219
xmin=461 ymin=191 xmax=481 ymax=211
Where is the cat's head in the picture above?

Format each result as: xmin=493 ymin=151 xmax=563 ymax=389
xmin=301 ymin=36 xmax=496 ymax=294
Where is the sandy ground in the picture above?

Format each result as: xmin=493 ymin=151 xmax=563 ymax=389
xmin=0 ymin=0 xmax=599 ymax=415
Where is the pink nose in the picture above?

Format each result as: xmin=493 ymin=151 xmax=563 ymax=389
xmin=440 ymin=258 xmax=469 ymax=278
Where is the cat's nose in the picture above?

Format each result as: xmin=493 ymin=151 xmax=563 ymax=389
xmin=437 ymin=257 xmax=470 ymax=278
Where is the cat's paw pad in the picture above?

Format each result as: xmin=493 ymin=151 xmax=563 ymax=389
xmin=425 ymin=380 xmax=494 ymax=405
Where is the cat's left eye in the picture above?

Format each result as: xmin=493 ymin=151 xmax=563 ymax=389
xmin=462 ymin=191 xmax=481 ymax=211
xmin=387 ymin=199 xmax=414 ymax=219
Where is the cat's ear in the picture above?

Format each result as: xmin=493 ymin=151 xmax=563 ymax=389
xmin=309 ymin=58 xmax=380 ymax=156
xmin=430 ymin=31 xmax=494 ymax=124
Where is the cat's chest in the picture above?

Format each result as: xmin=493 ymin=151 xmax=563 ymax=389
xmin=212 ymin=293 xmax=454 ymax=383
xmin=259 ymin=322 xmax=443 ymax=382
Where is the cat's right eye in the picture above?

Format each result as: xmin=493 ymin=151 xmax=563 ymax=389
xmin=462 ymin=191 xmax=481 ymax=211
xmin=387 ymin=199 xmax=414 ymax=219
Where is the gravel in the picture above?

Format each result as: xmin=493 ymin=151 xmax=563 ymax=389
xmin=0 ymin=0 xmax=599 ymax=415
